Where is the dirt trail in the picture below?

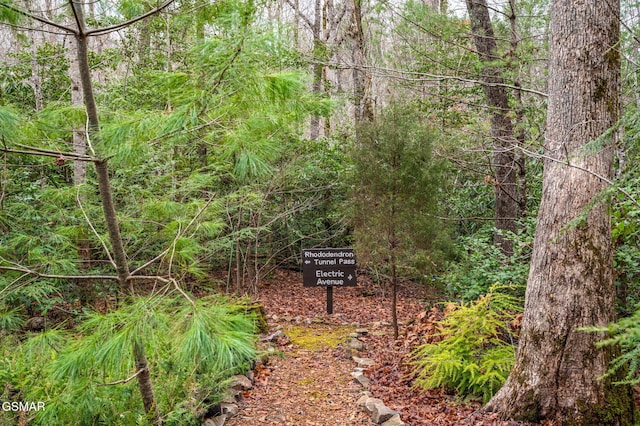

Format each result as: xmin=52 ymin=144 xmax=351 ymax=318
xmin=224 ymin=270 xmax=421 ymax=425
xmin=226 ymin=322 xmax=371 ymax=426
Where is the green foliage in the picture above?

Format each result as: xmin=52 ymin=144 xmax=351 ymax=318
xmin=0 ymin=303 xmax=24 ymax=331
xmin=611 ymin=106 xmax=640 ymax=314
xmin=1 ymin=295 xmax=257 ymax=426
xmin=119 ymin=0 xmax=148 ymax=19
xmin=588 ymin=106 xmax=640 ymax=385
xmin=270 ymin=136 xmax=352 ymax=254
xmin=0 ymin=0 xmax=341 ymax=309
xmin=443 ymin=221 xmax=534 ymax=301
xmin=412 ymin=285 xmax=523 ymax=403
xmin=0 ymin=41 xmax=70 ymax=108
xmin=584 ymin=306 xmax=640 ymax=385
xmin=0 ymin=2 xmax=23 ymax=26
xmin=349 ymin=103 xmax=452 ymax=275
xmin=612 ymin=188 xmax=640 ymax=314
xmin=0 ymin=105 xmax=19 ymax=138
xmin=389 ymin=2 xmax=503 ymax=140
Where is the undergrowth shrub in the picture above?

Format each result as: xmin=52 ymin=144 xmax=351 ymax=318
xmin=0 ymin=294 xmax=257 ymax=426
xmin=0 ymin=303 xmax=24 ymax=332
xmin=444 ymin=223 xmax=533 ymax=301
xmin=584 ymin=306 xmax=640 ymax=385
xmin=411 ymin=285 xmax=522 ymax=403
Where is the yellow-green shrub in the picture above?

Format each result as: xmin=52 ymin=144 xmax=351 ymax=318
xmin=412 ymin=285 xmax=522 ymax=402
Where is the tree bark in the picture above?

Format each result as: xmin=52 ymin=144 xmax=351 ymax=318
xmin=94 ymin=160 xmax=131 ymax=289
xmin=67 ymin=10 xmax=90 ymax=269
xmin=69 ymin=3 xmax=158 ymax=421
xmin=350 ymin=0 xmax=373 ymax=124
xmin=309 ymin=0 xmax=323 ymax=140
xmin=390 ymin=249 xmax=398 ymax=340
xmin=134 ymin=340 xmax=162 ymax=426
xmin=29 ymin=37 xmax=43 ymax=111
xmin=390 ymin=183 xmax=398 ymax=339
xmin=465 ymin=0 xmax=519 ymax=256
xmin=507 ymin=0 xmax=527 ymax=217
xmin=71 ymin=1 xmax=131 ymax=291
xmin=484 ymin=0 xmax=636 ymax=423
xmin=69 ymin=43 xmax=86 ymax=186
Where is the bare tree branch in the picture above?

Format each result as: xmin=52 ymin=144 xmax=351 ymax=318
xmin=12 ymin=142 xmax=96 ymax=160
xmin=1 ymin=0 xmax=177 ymax=37
xmin=98 ymin=368 xmax=146 ymax=386
xmin=0 ymin=264 xmax=192 ymax=288
xmin=355 ymin=64 xmax=548 ymax=98
xmin=76 ymin=186 xmax=117 ymax=269
xmin=0 ymin=1 xmax=78 ymax=34
xmin=283 ymin=0 xmax=313 ymax=28
xmin=519 ymin=145 xmax=640 ymax=211
xmin=0 ymin=265 xmax=119 ymax=281
xmin=85 ymin=0 xmax=177 ymax=36
xmin=131 ymin=194 xmax=216 ymax=277
xmin=0 ymin=21 xmax=70 ymax=36
xmin=1 ymin=147 xmax=96 ymax=162
xmin=69 ymin=0 xmax=84 ymax=35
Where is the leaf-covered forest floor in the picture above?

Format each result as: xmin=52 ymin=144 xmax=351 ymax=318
xmin=225 ymin=269 xmax=554 ymax=426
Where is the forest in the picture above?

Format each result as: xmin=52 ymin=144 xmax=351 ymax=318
xmin=1 ymin=0 xmax=640 ymax=425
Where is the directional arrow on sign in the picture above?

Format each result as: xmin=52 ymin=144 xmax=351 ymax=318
xmin=302 ymin=247 xmax=358 ymax=313
xmin=302 ymin=248 xmax=357 ymax=287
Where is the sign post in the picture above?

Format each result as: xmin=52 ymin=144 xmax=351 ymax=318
xmin=302 ymin=248 xmax=357 ymax=314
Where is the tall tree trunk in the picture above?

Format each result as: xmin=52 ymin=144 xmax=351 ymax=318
xmin=248 ymin=209 xmax=261 ymax=295
xmin=322 ymin=0 xmax=332 ymax=135
xmin=71 ymin=1 xmax=130 ymax=291
xmin=465 ymin=0 xmax=519 ymax=256
xmin=425 ymin=0 xmax=446 ymax=14
xmin=507 ymin=0 xmax=527 ymax=216
xmin=69 ymin=2 xmax=158 ymax=421
xmin=309 ymin=0 xmax=323 ymax=140
xmin=484 ymin=0 xmax=636 ymax=423
xmin=390 ymin=249 xmax=398 ymax=340
xmin=293 ymin=0 xmax=300 ymax=48
xmin=68 ymin=33 xmax=91 ymax=269
xmin=69 ymin=49 xmax=86 ymax=186
xmin=390 ymin=195 xmax=398 ymax=340
xmin=350 ymin=0 xmax=372 ymax=124
xmin=30 ymin=35 xmax=43 ymax=111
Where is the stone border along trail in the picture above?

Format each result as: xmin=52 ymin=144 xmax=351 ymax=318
xmin=224 ymin=320 xmax=385 ymax=426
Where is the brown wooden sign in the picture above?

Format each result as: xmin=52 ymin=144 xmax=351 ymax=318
xmin=302 ymin=248 xmax=357 ymax=287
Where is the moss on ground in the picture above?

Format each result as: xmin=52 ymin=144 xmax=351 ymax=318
xmin=285 ymin=324 xmax=354 ymax=351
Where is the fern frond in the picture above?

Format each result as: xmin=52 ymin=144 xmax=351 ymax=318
xmin=412 ymin=287 xmax=520 ymax=402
